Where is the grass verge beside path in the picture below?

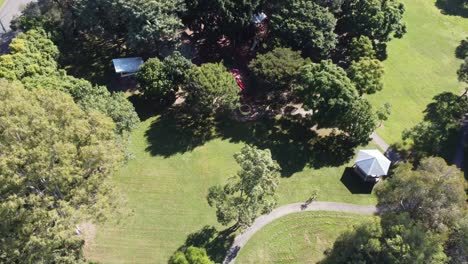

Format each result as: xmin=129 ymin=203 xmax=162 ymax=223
xmin=368 ymin=0 xmax=468 ymax=144
xmin=236 ymin=211 xmax=377 ymax=264
xmin=86 ymin=117 xmax=376 ymax=264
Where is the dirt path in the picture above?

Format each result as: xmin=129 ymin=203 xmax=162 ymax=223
xmin=223 ymin=202 xmax=378 ymax=264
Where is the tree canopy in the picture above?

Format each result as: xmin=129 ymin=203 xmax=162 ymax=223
xmin=321 ymin=213 xmax=448 ymax=264
xmin=339 ymin=0 xmax=406 ymax=42
xmin=15 ymin=0 xmax=185 ymax=55
xmin=183 ymin=0 xmax=264 ymax=38
xmin=0 ymin=81 xmax=123 ymax=263
xmin=207 ymin=145 xmax=281 ymax=229
xmin=0 ymin=30 xmax=139 ymax=134
xmin=137 ymin=52 xmax=193 ymax=99
xmin=185 ymin=63 xmax=239 ymax=114
xmin=403 ymin=92 xmax=468 ymax=160
xmin=249 ymin=47 xmax=308 ymax=90
xmin=347 ymin=58 xmax=384 ymax=95
xmin=375 ymin=157 xmax=466 ymax=231
xmin=270 ymin=0 xmax=337 ymax=56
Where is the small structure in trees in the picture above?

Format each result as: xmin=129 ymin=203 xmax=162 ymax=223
xmin=353 ymin=149 xmax=391 ymax=182
xmin=112 ymin=57 xmax=144 ymax=77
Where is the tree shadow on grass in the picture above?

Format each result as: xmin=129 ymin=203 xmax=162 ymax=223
xmin=170 ymin=225 xmax=236 ymax=263
xmin=435 ymin=0 xmax=468 ymax=17
xmin=145 ymin=106 xmax=216 ymax=157
xmin=340 ymin=167 xmax=375 ymax=194
xmin=217 ymin=116 xmax=357 ymax=176
xmin=144 ymin=107 xmax=358 ymax=175
xmin=127 ymin=93 xmax=175 ymax=121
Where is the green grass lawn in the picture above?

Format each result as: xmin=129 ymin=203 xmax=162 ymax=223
xmin=236 ymin=211 xmax=377 ymax=263
xmin=86 ymin=116 xmax=376 ymax=263
xmin=368 ymin=0 xmax=468 ymax=144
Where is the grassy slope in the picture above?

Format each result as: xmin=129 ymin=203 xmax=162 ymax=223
xmin=236 ymin=211 xmax=377 ymax=263
xmin=368 ymin=0 xmax=468 ymax=144
xmin=87 ymin=117 xmax=376 ymax=263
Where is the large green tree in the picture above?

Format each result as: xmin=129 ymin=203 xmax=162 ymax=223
xmin=347 ymin=58 xmax=384 ymax=95
xmin=0 ymin=30 xmax=139 ymax=134
xmin=403 ymin=92 xmax=468 ymax=160
xmin=248 ymin=47 xmax=307 ymax=90
xmin=375 ymin=157 xmax=466 ymax=231
xmin=339 ymin=0 xmax=406 ymax=43
xmin=137 ymin=52 xmax=193 ymax=98
xmin=297 ymin=60 xmax=359 ymax=125
xmin=270 ymin=0 xmax=337 ymax=56
xmin=0 ymin=29 xmax=58 ymax=81
xmin=321 ymin=213 xmax=448 ymax=264
xmin=183 ymin=0 xmax=264 ymax=39
xmin=0 ymin=81 xmax=124 ymax=263
xmin=15 ymin=0 xmax=185 ymax=55
xmin=207 ymin=145 xmax=281 ymax=229
xmin=185 ymin=63 xmax=239 ymax=114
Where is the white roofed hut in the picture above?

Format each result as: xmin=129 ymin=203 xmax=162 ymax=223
xmin=112 ymin=57 xmax=144 ymax=77
xmin=353 ymin=149 xmax=391 ymax=182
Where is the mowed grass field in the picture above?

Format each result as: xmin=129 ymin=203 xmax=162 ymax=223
xmin=236 ymin=211 xmax=377 ymax=263
xmin=86 ymin=117 xmax=376 ymax=263
xmin=86 ymin=1 xmax=468 ymax=262
xmin=368 ymin=0 xmax=468 ymax=144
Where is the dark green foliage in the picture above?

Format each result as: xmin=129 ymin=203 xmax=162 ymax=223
xmin=0 ymin=81 xmax=124 ymax=263
xmin=375 ymin=158 xmax=466 ymax=231
xmin=298 ymin=60 xmax=358 ymax=125
xmin=457 ymin=57 xmax=468 ymax=83
xmin=347 ymin=58 xmax=384 ymax=95
xmin=445 ymin=218 xmax=468 ymax=264
xmin=322 ymin=213 xmax=448 ymax=264
xmin=163 ymin=51 xmax=194 ymax=89
xmin=348 ymin=36 xmax=376 ymax=62
xmin=249 ymin=47 xmax=307 ymax=90
xmin=455 ymin=37 xmax=468 ymax=59
xmin=1 ymin=30 xmax=139 ymax=134
xmin=297 ymin=60 xmax=377 ymax=144
xmin=403 ymin=92 xmax=468 ymax=160
xmin=137 ymin=58 xmax=172 ymax=97
xmin=137 ymin=52 xmax=193 ymax=98
xmin=339 ymin=0 xmax=406 ymax=42
xmin=169 ymin=246 xmax=214 ymax=264
xmin=270 ymin=0 xmax=337 ymax=56
xmin=207 ymin=145 xmax=281 ymax=229
xmin=185 ymin=63 xmax=239 ymax=114
xmin=15 ymin=0 xmax=185 ymax=55
xmin=337 ymin=99 xmax=377 ymax=145
xmin=183 ymin=0 xmax=264 ymax=38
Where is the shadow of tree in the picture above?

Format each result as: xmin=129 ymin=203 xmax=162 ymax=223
xmin=144 ymin=108 xmax=358 ymax=175
xmin=435 ymin=0 xmax=468 ymax=17
xmin=340 ymin=167 xmax=375 ymax=194
xmin=171 ymin=225 xmax=236 ymax=263
xmin=128 ymin=93 xmax=175 ymax=121
xmin=145 ymin=106 xmax=216 ymax=157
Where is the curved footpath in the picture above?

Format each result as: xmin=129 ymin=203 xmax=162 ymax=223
xmin=223 ymin=201 xmax=379 ymax=264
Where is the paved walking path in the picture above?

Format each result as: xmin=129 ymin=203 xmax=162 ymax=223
xmin=0 ymin=0 xmax=34 ymax=53
xmin=0 ymin=0 xmax=33 ymax=31
xmin=371 ymin=132 xmax=389 ymax=151
xmin=223 ymin=201 xmax=379 ymax=264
